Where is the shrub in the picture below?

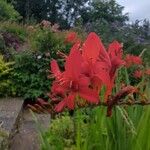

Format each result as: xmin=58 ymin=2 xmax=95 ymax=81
xmin=12 ymin=51 xmax=51 ymax=100
xmin=0 ymin=22 xmax=27 ymax=42
xmin=28 ymin=27 xmax=66 ymax=57
xmin=0 ymin=22 xmax=28 ymax=59
xmin=0 ymin=0 xmax=21 ymax=21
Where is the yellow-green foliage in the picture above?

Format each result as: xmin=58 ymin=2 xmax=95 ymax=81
xmin=0 ymin=55 xmax=14 ymax=96
xmin=0 ymin=55 xmax=13 ymax=76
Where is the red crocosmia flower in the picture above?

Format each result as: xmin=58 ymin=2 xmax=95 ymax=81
xmin=81 ymin=33 xmax=125 ymax=102
xmin=51 ymin=42 xmax=99 ymax=112
xmin=82 ymin=32 xmax=101 ymax=63
xmin=145 ymin=69 xmax=150 ymax=76
xmin=104 ymin=41 xmax=125 ymax=100
xmin=125 ymin=54 xmax=142 ymax=68
xmin=81 ymin=32 xmax=111 ymax=95
xmin=51 ymin=59 xmax=61 ymax=79
xmin=65 ymin=32 xmax=80 ymax=44
xmin=50 ymin=32 xmax=128 ymax=112
xmin=133 ymin=70 xmax=143 ymax=79
xmin=108 ymin=41 xmax=125 ymax=81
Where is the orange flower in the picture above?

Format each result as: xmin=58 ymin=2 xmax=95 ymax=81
xmin=125 ymin=54 xmax=142 ymax=68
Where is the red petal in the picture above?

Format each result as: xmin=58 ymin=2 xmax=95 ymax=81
xmin=109 ymin=58 xmax=125 ymax=78
xmin=108 ymin=41 xmax=124 ymax=72
xmin=82 ymin=32 xmax=100 ymax=62
xmin=65 ymin=43 xmax=83 ymax=80
xmin=82 ymin=32 xmax=110 ymax=65
xmin=65 ymin=32 xmax=78 ymax=43
xmin=79 ymin=88 xmax=99 ymax=104
xmin=66 ymin=93 xmax=76 ymax=110
xmin=51 ymin=60 xmax=61 ymax=77
xmin=51 ymin=82 xmax=66 ymax=96
xmin=94 ymin=67 xmax=110 ymax=87
xmin=55 ymin=99 xmax=66 ymax=112
xmin=145 ymin=69 xmax=150 ymax=75
xmin=108 ymin=41 xmax=123 ymax=59
xmin=78 ymin=76 xmax=90 ymax=88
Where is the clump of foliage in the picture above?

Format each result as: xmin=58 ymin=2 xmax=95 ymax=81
xmin=41 ymin=114 xmax=75 ymax=149
xmin=12 ymin=51 xmax=51 ymax=99
xmin=0 ymin=55 xmax=14 ymax=97
xmin=29 ymin=26 xmax=65 ymax=56
xmin=0 ymin=22 xmax=28 ymax=59
xmin=0 ymin=22 xmax=27 ymax=42
xmin=0 ymin=0 xmax=20 ymax=21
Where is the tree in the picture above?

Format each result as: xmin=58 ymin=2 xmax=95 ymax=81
xmin=7 ymin=0 xmax=47 ymax=22
xmin=8 ymin=0 xmax=90 ymax=28
xmin=80 ymin=0 xmax=129 ymax=43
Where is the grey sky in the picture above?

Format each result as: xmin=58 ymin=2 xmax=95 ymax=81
xmin=116 ymin=0 xmax=150 ymax=22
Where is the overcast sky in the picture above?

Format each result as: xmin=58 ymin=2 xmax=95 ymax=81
xmin=116 ymin=0 xmax=150 ymax=22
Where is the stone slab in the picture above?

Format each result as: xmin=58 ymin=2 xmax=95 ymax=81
xmin=0 ymin=98 xmax=23 ymax=149
xmin=0 ymin=98 xmax=23 ymax=132
xmin=9 ymin=109 xmax=51 ymax=150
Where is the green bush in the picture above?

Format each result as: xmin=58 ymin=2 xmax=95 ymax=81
xmin=12 ymin=51 xmax=51 ymax=100
xmin=29 ymin=27 xmax=65 ymax=56
xmin=0 ymin=0 xmax=21 ymax=21
xmin=0 ymin=22 xmax=28 ymax=60
xmin=0 ymin=22 xmax=27 ymax=42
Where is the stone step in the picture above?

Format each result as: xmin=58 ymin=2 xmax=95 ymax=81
xmin=0 ymin=98 xmax=24 ymax=149
xmin=9 ymin=109 xmax=51 ymax=150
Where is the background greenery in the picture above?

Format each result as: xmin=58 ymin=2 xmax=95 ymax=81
xmin=0 ymin=0 xmax=149 ymax=100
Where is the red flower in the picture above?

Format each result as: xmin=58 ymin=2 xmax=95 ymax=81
xmin=145 ymin=69 xmax=150 ymax=76
xmin=51 ymin=59 xmax=61 ymax=79
xmin=133 ymin=70 xmax=143 ymax=79
xmin=125 ymin=54 xmax=142 ymax=68
xmin=65 ymin=32 xmax=79 ymax=44
xmin=104 ymin=41 xmax=125 ymax=100
xmin=50 ymin=32 xmax=126 ymax=112
xmin=81 ymin=32 xmax=111 ymax=95
xmin=81 ymin=33 xmax=125 ymax=102
xmin=51 ymin=42 xmax=99 ymax=112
